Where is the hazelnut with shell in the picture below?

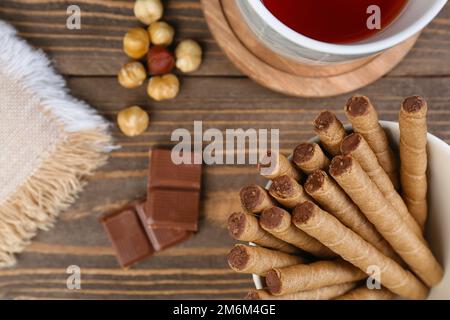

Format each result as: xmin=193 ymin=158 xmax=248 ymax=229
xmin=117 ymin=106 xmax=150 ymax=137
xmin=118 ymin=61 xmax=147 ymax=88
xmin=134 ymin=0 xmax=164 ymax=25
xmin=147 ymin=74 xmax=180 ymax=101
xmin=123 ymin=27 xmax=150 ymax=59
xmin=147 ymin=46 xmax=175 ymax=75
xmin=148 ymin=21 xmax=175 ymax=46
xmin=175 ymin=39 xmax=203 ymax=73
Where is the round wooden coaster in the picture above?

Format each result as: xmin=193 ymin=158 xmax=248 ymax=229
xmin=201 ymin=0 xmax=419 ymax=98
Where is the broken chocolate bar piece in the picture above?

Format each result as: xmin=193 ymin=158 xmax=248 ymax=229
xmin=135 ymin=203 xmax=192 ymax=251
xmin=144 ymin=188 xmax=200 ymax=231
xmin=100 ymin=207 xmax=154 ymax=268
xmin=148 ymin=148 xmax=202 ymax=190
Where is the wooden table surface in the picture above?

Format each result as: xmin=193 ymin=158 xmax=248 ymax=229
xmin=0 ymin=0 xmax=449 ymax=300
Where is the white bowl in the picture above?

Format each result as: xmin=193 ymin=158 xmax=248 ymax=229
xmin=253 ymin=121 xmax=450 ymax=299
xmin=238 ymin=0 xmax=448 ymax=63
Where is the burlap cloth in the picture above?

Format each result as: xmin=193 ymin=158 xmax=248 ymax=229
xmin=0 ymin=22 xmax=113 ymax=267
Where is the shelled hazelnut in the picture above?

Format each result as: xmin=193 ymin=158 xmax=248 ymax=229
xmin=118 ymin=61 xmax=147 ymax=88
xmin=147 ymin=46 xmax=175 ymax=75
xmin=134 ymin=0 xmax=164 ymax=25
xmin=123 ymin=27 xmax=150 ymax=59
xmin=175 ymin=39 xmax=203 ymax=73
xmin=147 ymin=74 xmax=180 ymax=101
xmin=149 ymin=21 xmax=175 ymax=46
xmin=117 ymin=106 xmax=150 ymax=137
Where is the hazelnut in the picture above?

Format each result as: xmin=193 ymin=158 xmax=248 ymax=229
xmin=175 ymin=39 xmax=202 ymax=73
xmin=117 ymin=106 xmax=149 ymax=137
xmin=147 ymin=74 xmax=180 ymax=101
xmin=123 ymin=27 xmax=150 ymax=59
xmin=147 ymin=46 xmax=175 ymax=75
xmin=134 ymin=0 xmax=164 ymax=25
xmin=118 ymin=61 xmax=147 ymax=88
xmin=148 ymin=21 xmax=175 ymax=46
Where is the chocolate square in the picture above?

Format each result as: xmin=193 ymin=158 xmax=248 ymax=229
xmin=148 ymin=148 xmax=202 ymax=191
xmin=144 ymin=188 xmax=200 ymax=231
xmin=135 ymin=203 xmax=192 ymax=251
xmin=100 ymin=207 xmax=154 ymax=268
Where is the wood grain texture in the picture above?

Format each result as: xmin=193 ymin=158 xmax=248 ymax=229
xmin=0 ymin=0 xmax=449 ymax=300
xmin=0 ymin=0 xmax=448 ymax=77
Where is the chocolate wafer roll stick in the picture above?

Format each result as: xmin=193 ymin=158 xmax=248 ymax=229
xmin=266 ymin=260 xmax=366 ymax=296
xmin=227 ymin=212 xmax=298 ymax=254
xmin=314 ymin=111 xmax=347 ymax=156
xmin=292 ymin=201 xmax=429 ymax=300
xmin=246 ymin=282 xmax=357 ymax=300
xmin=345 ymin=95 xmax=399 ymax=189
xmin=329 ymin=156 xmax=443 ymax=287
xmin=227 ymin=244 xmax=304 ymax=276
xmin=399 ymin=96 xmax=429 ymax=229
xmin=336 ymin=287 xmax=394 ymax=300
xmin=293 ymin=142 xmax=330 ymax=174
xmin=304 ymin=170 xmax=400 ymax=262
xmin=240 ymin=184 xmax=276 ymax=214
xmin=341 ymin=133 xmax=422 ymax=237
xmin=268 ymin=175 xmax=312 ymax=208
xmin=258 ymin=151 xmax=302 ymax=181
xmin=260 ymin=207 xmax=336 ymax=258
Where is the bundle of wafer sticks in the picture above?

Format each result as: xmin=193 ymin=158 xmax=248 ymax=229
xmin=226 ymin=95 xmax=442 ymax=300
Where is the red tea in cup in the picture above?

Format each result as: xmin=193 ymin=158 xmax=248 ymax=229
xmin=262 ymin=0 xmax=408 ymax=44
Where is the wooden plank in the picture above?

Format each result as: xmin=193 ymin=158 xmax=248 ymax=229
xmin=66 ymin=76 xmax=450 ymax=130
xmin=0 ymin=0 xmax=449 ymax=77
xmin=1 ymin=75 xmax=450 ymax=299
xmin=0 ymin=0 xmax=239 ymax=76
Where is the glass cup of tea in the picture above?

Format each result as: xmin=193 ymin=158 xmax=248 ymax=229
xmin=237 ymin=0 xmax=447 ymax=64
